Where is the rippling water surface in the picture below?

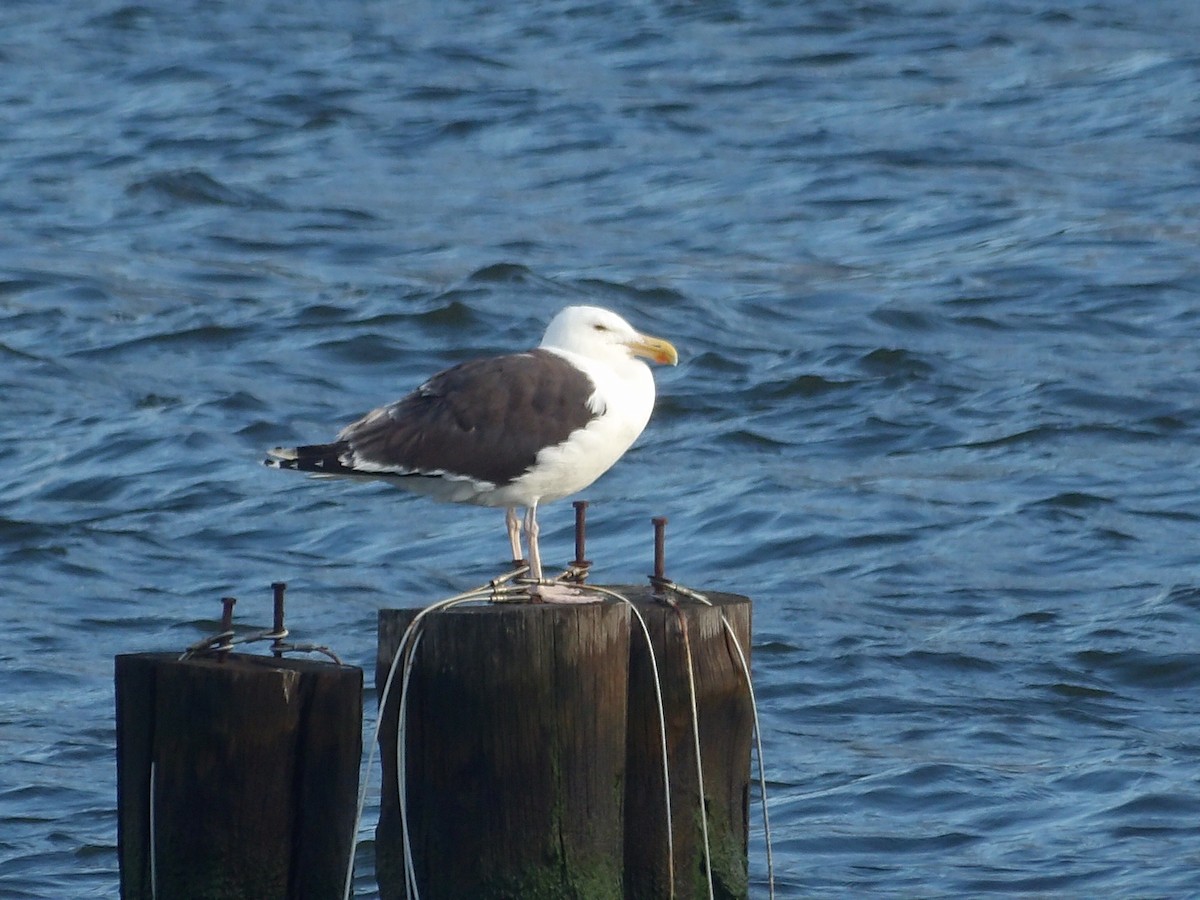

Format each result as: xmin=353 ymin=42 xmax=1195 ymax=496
xmin=4 ymin=1 xmax=1200 ymax=896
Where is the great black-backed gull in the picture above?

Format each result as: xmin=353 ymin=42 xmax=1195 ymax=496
xmin=265 ymin=305 xmax=678 ymax=583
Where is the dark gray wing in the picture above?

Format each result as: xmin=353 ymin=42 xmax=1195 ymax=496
xmin=280 ymin=349 xmax=599 ymax=487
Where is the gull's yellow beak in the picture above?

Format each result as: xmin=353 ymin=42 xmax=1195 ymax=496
xmin=627 ymin=333 xmax=679 ymax=366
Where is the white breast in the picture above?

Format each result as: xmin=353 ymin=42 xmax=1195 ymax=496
xmin=486 ymin=348 xmax=656 ymax=507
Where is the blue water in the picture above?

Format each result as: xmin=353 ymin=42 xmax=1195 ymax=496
xmin=4 ymin=1 xmax=1200 ymax=896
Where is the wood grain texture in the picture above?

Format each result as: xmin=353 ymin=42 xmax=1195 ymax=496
xmin=377 ymin=601 xmax=630 ymax=900
xmin=377 ymin=587 xmax=753 ymax=900
xmin=622 ymin=588 xmax=753 ymax=900
xmin=115 ymin=653 xmax=362 ymax=900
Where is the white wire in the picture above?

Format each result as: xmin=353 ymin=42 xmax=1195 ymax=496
xmin=716 ymin=612 xmax=776 ymax=899
xmin=674 ymin=605 xmax=715 ymax=900
xmin=397 ymin=628 xmax=425 ymax=899
xmin=341 ymin=584 xmax=512 ymax=900
xmin=678 ymin=587 xmax=776 ymax=900
xmin=580 ymin=584 xmax=677 ymax=897
xmin=341 ymin=573 xmax=767 ymax=900
xmin=342 ymin=625 xmax=401 ymax=900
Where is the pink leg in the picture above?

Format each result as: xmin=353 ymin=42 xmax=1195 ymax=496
xmin=523 ymin=503 xmax=543 ymax=582
xmin=505 ymin=507 xmax=523 ymax=563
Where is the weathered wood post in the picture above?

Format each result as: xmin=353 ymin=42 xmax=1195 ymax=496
xmin=376 ymin=600 xmax=631 ymax=900
xmin=623 ymin=586 xmax=753 ymax=900
xmin=114 ymin=651 xmax=363 ymax=899
xmin=375 ymin=585 xmax=754 ymax=900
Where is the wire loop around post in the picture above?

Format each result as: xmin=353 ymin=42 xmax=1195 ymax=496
xmin=345 ymin=570 xmax=772 ymax=900
xmin=350 ymin=575 xmax=678 ymax=900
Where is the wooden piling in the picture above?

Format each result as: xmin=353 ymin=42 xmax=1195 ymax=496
xmin=375 ymin=586 xmax=753 ymax=900
xmin=376 ymin=600 xmax=631 ymax=900
xmin=622 ymin=587 xmax=753 ymax=900
xmin=115 ymin=652 xmax=363 ymax=900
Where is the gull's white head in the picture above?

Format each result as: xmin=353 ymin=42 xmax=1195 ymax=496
xmin=540 ymin=305 xmax=679 ymax=367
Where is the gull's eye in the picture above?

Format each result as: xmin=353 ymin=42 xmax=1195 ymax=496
xmin=593 ymin=323 xmax=608 ymax=332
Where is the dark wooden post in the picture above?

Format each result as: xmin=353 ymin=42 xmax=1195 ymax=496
xmin=115 ymin=653 xmax=363 ymax=900
xmin=376 ymin=600 xmax=630 ymax=900
xmin=623 ymin=587 xmax=753 ymax=900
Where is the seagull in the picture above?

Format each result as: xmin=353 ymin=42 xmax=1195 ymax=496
xmin=265 ymin=305 xmax=678 ymax=583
